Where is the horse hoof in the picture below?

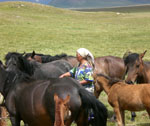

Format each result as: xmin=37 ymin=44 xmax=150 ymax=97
xmin=131 ymin=118 xmax=135 ymax=122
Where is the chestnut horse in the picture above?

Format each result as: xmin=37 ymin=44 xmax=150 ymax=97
xmin=124 ymin=50 xmax=150 ymax=84
xmin=0 ymin=62 xmax=107 ymax=126
xmin=94 ymin=73 xmax=150 ymax=126
xmin=54 ymin=94 xmax=70 ymax=126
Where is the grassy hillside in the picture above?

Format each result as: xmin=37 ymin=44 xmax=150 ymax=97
xmin=1 ymin=2 xmax=150 ymax=125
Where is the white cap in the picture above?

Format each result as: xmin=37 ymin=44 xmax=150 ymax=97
xmin=77 ymin=48 xmax=94 ymax=64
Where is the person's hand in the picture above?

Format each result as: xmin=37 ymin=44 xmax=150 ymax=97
xmin=59 ymin=74 xmax=64 ymax=78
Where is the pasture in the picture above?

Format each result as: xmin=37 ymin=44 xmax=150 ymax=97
xmin=0 ymin=1 xmax=150 ymax=126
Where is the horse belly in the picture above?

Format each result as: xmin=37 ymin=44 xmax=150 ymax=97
xmin=26 ymin=116 xmax=52 ymax=126
xmin=119 ymin=94 xmax=145 ymax=111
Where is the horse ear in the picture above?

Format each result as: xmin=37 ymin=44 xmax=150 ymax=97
xmin=22 ymin=52 xmax=26 ymax=56
xmin=0 ymin=60 xmax=3 ymax=65
xmin=123 ymin=50 xmax=132 ymax=60
xmin=54 ymin=93 xmax=58 ymax=101
xmin=140 ymin=50 xmax=147 ymax=59
xmin=63 ymin=95 xmax=70 ymax=104
xmin=31 ymin=51 xmax=35 ymax=58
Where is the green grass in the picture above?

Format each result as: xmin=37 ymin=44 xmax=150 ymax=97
xmin=1 ymin=1 xmax=150 ymax=126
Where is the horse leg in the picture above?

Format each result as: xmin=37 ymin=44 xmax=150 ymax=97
xmin=145 ymin=107 xmax=150 ymax=118
xmin=110 ymin=113 xmax=116 ymax=122
xmin=131 ymin=112 xmax=136 ymax=121
xmin=94 ymin=83 xmax=103 ymax=98
xmin=64 ymin=117 xmax=74 ymax=126
xmin=76 ymin=110 xmax=88 ymax=126
xmin=114 ymin=107 xmax=123 ymax=126
xmin=120 ymin=110 xmax=125 ymax=125
xmin=0 ymin=106 xmax=7 ymax=126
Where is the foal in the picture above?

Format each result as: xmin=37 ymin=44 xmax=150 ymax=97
xmin=54 ymin=94 xmax=70 ymax=126
xmin=94 ymin=74 xmax=150 ymax=126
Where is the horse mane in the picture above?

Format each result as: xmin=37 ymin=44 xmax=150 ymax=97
xmin=124 ymin=53 xmax=139 ymax=66
xmin=24 ymin=52 xmax=46 ymax=59
xmin=96 ymin=73 xmax=122 ymax=86
xmin=17 ymin=56 xmax=38 ymax=76
xmin=5 ymin=52 xmax=24 ymax=62
xmin=3 ymin=70 xmax=32 ymax=98
xmin=41 ymin=53 xmax=68 ymax=63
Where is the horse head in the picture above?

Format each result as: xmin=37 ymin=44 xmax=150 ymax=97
xmin=54 ymin=94 xmax=70 ymax=126
xmin=125 ymin=50 xmax=147 ymax=84
xmin=5 ymin=55 xmax=22 ymax=72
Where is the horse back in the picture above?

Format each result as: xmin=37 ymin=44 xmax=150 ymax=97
xmin=94 ymin=56 xmax=126 ymax=79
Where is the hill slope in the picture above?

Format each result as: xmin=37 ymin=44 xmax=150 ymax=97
xmin=0 ymin=2 xmax=150 ymax=126
xmin=0 ymin=2 xmax=150 ymax=61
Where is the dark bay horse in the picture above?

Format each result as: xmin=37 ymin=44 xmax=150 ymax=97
xmin=124 ymin=50 xmax=150 ymax=84
xmin=5 ymin=55 xmax=73 ymax=79
xmin=94 ymin=73 xmax=150 ymax=126
xmin=0 ymin=65 xmax=107 ymax=126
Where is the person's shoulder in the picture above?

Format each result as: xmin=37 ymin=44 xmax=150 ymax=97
xmin=83 ymin=62 xmax=92 ymax=68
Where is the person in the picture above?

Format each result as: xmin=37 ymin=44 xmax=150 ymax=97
xmin=59 ymin=48 xmax=95 ymax=93
xmin=59 ymin=48 xmax=95 ymax=124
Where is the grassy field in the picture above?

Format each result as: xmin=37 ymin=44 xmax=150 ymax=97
xmin=1 ymin=1 xmax=150 ymax=126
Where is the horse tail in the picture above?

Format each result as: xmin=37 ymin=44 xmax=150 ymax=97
xmin=78 ymin=88 xmax=107 ymax=126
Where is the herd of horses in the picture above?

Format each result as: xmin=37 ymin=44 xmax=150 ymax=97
xmin=0 ymin=50 xmax=150 ymax=126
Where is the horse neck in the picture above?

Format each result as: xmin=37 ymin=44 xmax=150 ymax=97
xmin=97 ymin=77 xmax=111 ymax=94
xmin=0 ymin=69 xmax=7 ymax=95
xmin=139 ymin=64 xmax=150 ymax=83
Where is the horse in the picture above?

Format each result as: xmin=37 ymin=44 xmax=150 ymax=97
xmin=54 ymin=94 xmax=70 ymax=126
xmin=94 ymin=73 xmax=150 ymax=126
xmin=0 ymin=64 xmax=108 ymax=126
xmin=94 ymin=56 xmax=126 ymax=98
xmin=27 ymin=52 xmax=126 ymax=83
xmin=124 ymin=50 xmax=150 ymax=84
xmin=5 ymin=55 xmax=73 ymax=79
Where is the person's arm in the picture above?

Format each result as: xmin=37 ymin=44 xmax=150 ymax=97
xmin=59 ymin=72 xmax=71 ymax=78
xmin=79 ymin=80 xmax=90 ymax=85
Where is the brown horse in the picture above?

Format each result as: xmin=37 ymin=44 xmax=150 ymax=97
xmin=54 ymin=94 xmax=70 ymax=126
xmin=94 ymin=73 xmax=150 ymax=126
xmin=124 ymin=50 xmax=150 ymax=84
xmin=94 ymin=56 xmax=126 ymax=98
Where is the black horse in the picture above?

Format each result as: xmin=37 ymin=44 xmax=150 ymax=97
xmin=26 ymin=51 xmax=78 ymax=67
xmin=5 ymin=55 xmax=73 ymax=79
xmin=0 ymin=64 xmax=107 ymax=126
